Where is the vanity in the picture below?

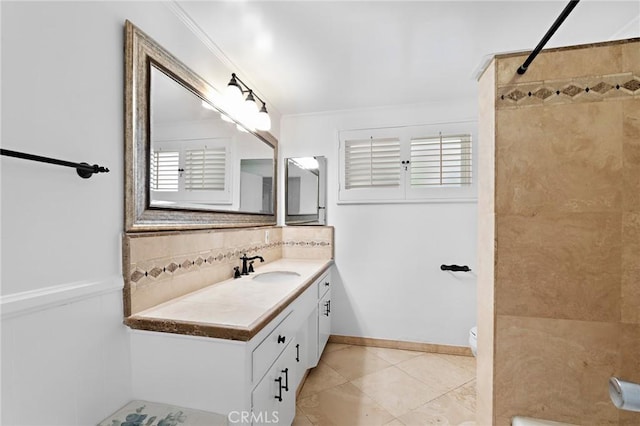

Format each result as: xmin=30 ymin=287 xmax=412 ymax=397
xmin=122 ymin=21 xmax=333 ymax=425
xmin=127 ymin=258 xmax=333 ymax=425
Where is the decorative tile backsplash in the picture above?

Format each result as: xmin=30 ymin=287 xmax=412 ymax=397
xmin=497 ymin=72 xmax=640 ymax=109
xmin=129 ymin=241 xmax=283 ymax=285
xmin=123 ymin=226 xmax=333 ymax=315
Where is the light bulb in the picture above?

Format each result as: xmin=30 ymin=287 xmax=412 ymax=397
xmin=243 ymin=91 xmax=259 ymax=116
xmin=255 ymin=104 xmax=271 ymax=131
xmin=225 ymin=75 xmax=244 ymax=106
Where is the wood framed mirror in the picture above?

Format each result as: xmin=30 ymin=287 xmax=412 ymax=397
xmin=124 ymin=21 xmax=277 ymax=232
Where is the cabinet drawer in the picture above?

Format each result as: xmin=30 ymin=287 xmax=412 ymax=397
xmin=316 ymin=271 xmax=331 ymax=298
xmin=251 ymin=338 xmax=297 ymax=426
xmin=252 ymin=311 xmax=296 ymax=383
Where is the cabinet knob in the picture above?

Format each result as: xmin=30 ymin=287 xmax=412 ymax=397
xmin=324 ymin=281 xmax=330 ymax=286
xmin=277 ymin=335 xmax=286 ymax=344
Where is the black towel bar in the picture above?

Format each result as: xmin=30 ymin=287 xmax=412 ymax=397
xmin=441 ymin=264 xmax=471 ymax=272
xmin=1 ymin=148 xmax=110 ymax=179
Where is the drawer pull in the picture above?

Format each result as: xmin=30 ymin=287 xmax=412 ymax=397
xmin=277 ymin=335 xmax=286 ymax=344
xmin=296 ymin=344 xmax=300 ymax=362
xmin=324 ymin=300 xmax=331 ymax=316
xmin=282 ymin=368 xmax=289 ymax=392
xmin=324 ymin=281 xmax=330 ymax=287
xmin=274 ymin=377 xmax=283 ymax=402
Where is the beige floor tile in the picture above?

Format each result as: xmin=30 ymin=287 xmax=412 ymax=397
xmin=298 ymin=361 xmax=348 ymax=399
xmin=397 ymin=353 xmax=475 ymax=392
xmin=436 ymin=354 xmax=477 ymax=375
xmin=351 ymin=366 xmax=446 ymax=417
xmin=321 ymin=345 xmax=393 ymax=380
xmin=397 ymin=393 xmax=475 ymax=425
xmin=298 ymin=382 xmax=395 ymax=426
xmin=293 ymin=405 xmax=313 ymax=426
xmin=363 ymin=347 xmax=423 ymax=365
xmin=448 ymin=380 xmax=476 ymax=413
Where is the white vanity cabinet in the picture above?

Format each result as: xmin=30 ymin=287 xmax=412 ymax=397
xmin=317 ymin=270 xmax=332 ymax=361
xmin=130 ymin=263 xmax=333 ymax=426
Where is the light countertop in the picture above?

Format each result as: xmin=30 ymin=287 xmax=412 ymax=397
xmin=125 ymin=258 xmax=333 ymax=341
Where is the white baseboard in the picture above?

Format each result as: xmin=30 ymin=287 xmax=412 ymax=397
xmin=1 ymin=275 xmax=123 ymax=319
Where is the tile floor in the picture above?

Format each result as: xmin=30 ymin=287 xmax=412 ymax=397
xmin=294 ymin=343 xmax=477 ymax=426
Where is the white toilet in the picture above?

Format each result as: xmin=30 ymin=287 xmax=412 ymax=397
xmin=469 ymin=326 xmax=477 ymax=357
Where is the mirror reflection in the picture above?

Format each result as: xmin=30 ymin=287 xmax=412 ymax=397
xmin=150 ymin=65 xmax=274 ymax=214
xmin=285 ymin=156 xmax=326 ymax=225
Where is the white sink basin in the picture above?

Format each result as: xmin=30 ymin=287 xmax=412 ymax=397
xmin=252 ymin=270 xmax=301 ymax=283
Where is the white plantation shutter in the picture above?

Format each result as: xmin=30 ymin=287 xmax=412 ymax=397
xmin=184 ymin=147 xmax=226 ymax=191
xmin=410 ymin=134 xmax=472 ymax=187
xmin=344 ymin=137 xmax=401 ymax=189
xmin=150 ymin=150 xmax=179 ymax=191
xmin=339 ymin=124 xmax=475 ymax=203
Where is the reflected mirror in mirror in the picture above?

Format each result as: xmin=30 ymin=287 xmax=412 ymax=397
xmin=285 ymin=156 xmax=326 ymax=225
xmin=240 ymin=159 xmax=274 ymax=214
xmin=150 ymin=66 xmax=274 ymax=214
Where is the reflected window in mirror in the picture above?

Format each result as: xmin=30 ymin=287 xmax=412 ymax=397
xmin=285 ymin=156 xmax=326 ymax=225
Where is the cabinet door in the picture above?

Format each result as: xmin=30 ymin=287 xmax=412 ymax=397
xmin=307 ymin=307 xmax=320 ymax=368
xmin=318 ymin=291 xmax=331 ymax=359
xmin=252 ymin=339 xmax=296 ymax=426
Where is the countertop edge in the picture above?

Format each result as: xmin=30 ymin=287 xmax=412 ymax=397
xmin=125 ymin=259 xmax=333 ymax=342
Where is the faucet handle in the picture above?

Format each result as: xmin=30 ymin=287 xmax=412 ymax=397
xmin=233 ymin=266 xmax=241 ymax=279
xmin=248 ymin=261 xmax=255 ymax=273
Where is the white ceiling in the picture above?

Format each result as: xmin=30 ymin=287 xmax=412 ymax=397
xmin=177 ymin=0 xmax=639 ymax=117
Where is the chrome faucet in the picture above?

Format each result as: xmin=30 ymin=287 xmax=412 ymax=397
xmin=240 ymin=254 xmax=264 ymax=275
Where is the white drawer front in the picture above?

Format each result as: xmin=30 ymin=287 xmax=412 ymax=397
xmin=316 ymin=271 xmax=331 ymax=299
xmin=252 ymin=311 xmax=296 ymax=383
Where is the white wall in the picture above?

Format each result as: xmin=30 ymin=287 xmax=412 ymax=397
xmin=1 ymin=2 xmax=281 ymax=424
xmin=280 ymin=99 xmax=478 ymax=346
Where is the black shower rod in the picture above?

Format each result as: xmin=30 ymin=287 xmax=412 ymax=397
xmin=517 ymin=0 xmax=580 ymax=75
xmin=0 ymin=148 xmax=110 ymax=179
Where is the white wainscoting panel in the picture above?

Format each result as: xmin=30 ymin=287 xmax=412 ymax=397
xmin=1 ymin=276 xmax=132 ymax=425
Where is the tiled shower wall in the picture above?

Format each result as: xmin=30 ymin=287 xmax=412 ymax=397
xmin=478 ymin=38 xmax=640 ymax=425
xmin=123 ymin=226 xmax=333 ymax=315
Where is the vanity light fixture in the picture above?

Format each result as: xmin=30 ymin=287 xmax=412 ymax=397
xmin=220 ymin=73 xmax=272 ymax=131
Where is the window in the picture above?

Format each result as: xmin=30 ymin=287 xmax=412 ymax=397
xmin=184 ymin=147 xmax=227 ymax=191
xmin=339 ymin=122 xmax=476 ymax=203
xmin=344 ymin=137 xmax=401 ymax=189
xmin=409 ymin=134 xmax=472 ymax=188
xmin=150 ymin=150 xmax=180 ymax=191
xmin=150 ymin=138 xmax=232 ymax=205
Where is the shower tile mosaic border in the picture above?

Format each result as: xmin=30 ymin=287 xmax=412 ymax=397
xmin=497 ymin=72 xmax=640 ymax=109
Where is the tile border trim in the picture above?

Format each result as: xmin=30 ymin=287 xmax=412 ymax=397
xmin=497 ymin=72 xmax=640 ymax=109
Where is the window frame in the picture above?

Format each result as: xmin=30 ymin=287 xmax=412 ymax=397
xmin=338 ymin=121 xmax=477 ymax=204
